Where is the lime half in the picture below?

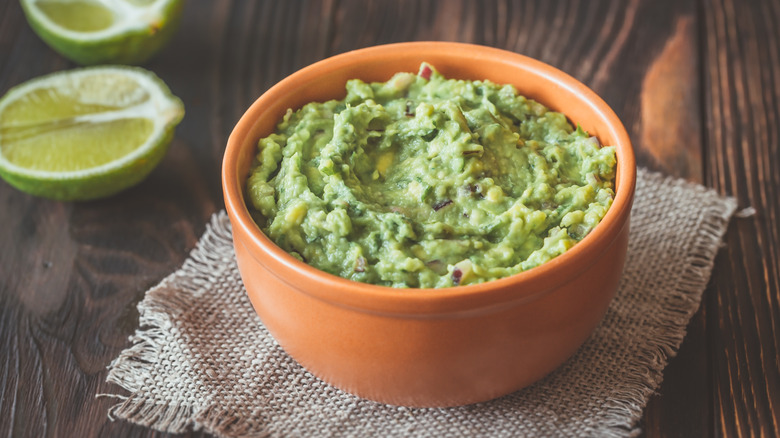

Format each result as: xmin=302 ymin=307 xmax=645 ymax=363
xmin=0 ymin=66 xmax=184 ymax=201
xmin=20 ymin=0 xmax=184 ymax=65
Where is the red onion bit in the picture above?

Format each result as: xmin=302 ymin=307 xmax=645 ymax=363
xmin=405 ymin=100 xmax=415 ymax=117
xmin=419 ymin=65 xmax=432 ymax=80
xmin=354 ymin=256 xmax=366 ymax=273
xmin=426 ymin=259 xmax=447 ymax=275
xmin=432 ymin=199 xmax=453 ymax=211
xmin=452 ymin=268 xmax=463 ymax=285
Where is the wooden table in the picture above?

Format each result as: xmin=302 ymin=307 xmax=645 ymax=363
xmin=1 ymin=1 xmax=778 ymax=436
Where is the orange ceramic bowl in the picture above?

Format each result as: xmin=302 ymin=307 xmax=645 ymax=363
xmin=222 ymin=42 xmax=636 ymax=407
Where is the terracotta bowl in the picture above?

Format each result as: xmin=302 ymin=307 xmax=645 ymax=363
xmin=222 ymin=42 xmax=636 ymax=407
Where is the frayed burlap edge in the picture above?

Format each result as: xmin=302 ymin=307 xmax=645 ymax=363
xmin=596 ymin=169 xmax=737 ymax=437
xmin=103 ymin=212 xmax=269 ymax=437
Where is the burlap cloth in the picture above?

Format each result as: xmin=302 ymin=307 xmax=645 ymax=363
xmin=105 ymin=168 xmax=737 ymax=437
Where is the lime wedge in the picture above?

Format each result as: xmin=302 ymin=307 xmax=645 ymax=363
xmin=0 ymin=66 xmax=184 ymax=201
xmin=20 ymin=0 xmax=184 ymax=65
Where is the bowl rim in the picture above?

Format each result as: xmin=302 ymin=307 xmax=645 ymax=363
xmin=223 ymin=41 xmax=636 ymax=313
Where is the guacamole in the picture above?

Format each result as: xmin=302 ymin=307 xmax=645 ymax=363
xmin=246 ymin=63 xmax=617 ymax=288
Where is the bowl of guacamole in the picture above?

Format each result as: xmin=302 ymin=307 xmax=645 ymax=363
xmin=222 ymin=42 xmax=636 ymax=407
xmin=245 ymin=63 xmax=617 ymax=289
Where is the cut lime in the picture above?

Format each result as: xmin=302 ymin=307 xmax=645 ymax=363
xmin=0 ymin=66 xmax=184 ymax=201
xmin=20 ymin=0 xmax=184 ymax=66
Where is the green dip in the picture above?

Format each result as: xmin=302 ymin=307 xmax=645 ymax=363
xmin=246 ymin=63 xmax=617 ymax=288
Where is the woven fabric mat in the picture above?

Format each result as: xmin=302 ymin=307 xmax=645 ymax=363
xmin=105 ymin=169 xmax=737 ymax=437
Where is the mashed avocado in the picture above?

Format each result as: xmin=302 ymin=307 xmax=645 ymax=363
xmin=246 ymin=63 xmax=617 ymax=288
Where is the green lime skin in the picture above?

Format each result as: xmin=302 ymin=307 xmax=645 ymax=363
xmin=0 ymin=127 xmax=176 ymax=201
xmin=20 ymin=0 xmax=185 ymax=66
xmin=0 ymin=66 xmax=185 ymax=201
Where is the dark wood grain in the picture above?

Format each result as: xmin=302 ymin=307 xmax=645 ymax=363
xmin=1 ymin=0 xmax=778 ymax=437
xmin=701 ymin=0 xmax=780 ymax=436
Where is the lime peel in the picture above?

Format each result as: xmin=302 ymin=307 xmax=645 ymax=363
xmin=0 ymin=66 xmax=184 ymax=201
xmin=20 ymin=0 xmax=184 ymax=65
